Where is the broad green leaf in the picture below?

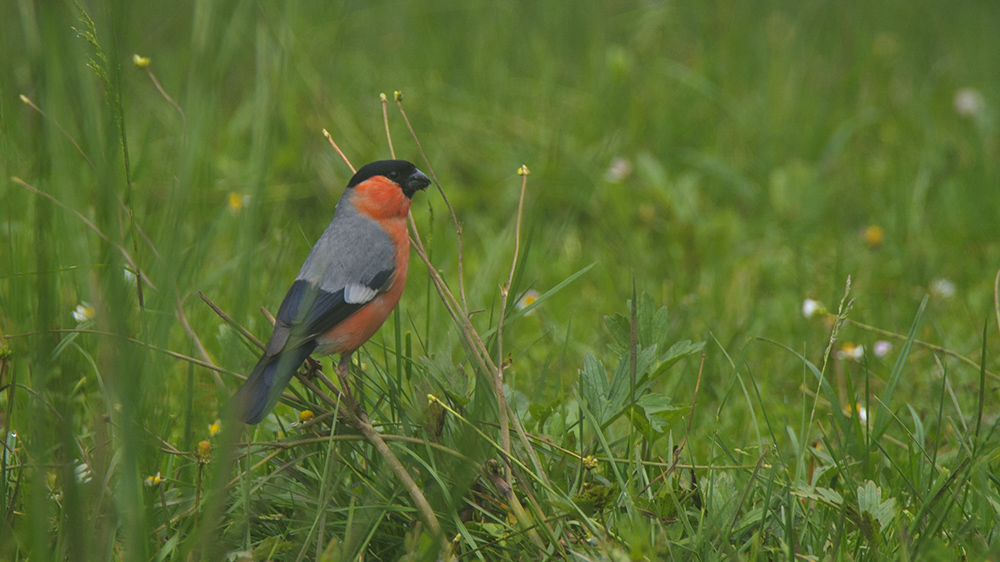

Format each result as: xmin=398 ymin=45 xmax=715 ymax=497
xmin=637 ymin=393 xmax=682 ymax=433
xmin=580 ymin=354 xmax=610 ymax=422
xmin=650 ymin=340 xmax=705 ymax=379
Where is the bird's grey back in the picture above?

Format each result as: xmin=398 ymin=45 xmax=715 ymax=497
xmin=296 ymin=194 xmax=397 ymax=292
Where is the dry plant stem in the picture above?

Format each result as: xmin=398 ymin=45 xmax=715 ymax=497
xmin=176 ymin=292 xmax=225 ymax=391
xmin=143 ymin=67 xmax=187 ymax=135
xmin=4 ymin=329 xmax=241 ymax=379
xmin=20 ymin=94 xmax=94 ymax=169
xmin=380 ymin=94 xmax=396 ymax=159
xmin=494 ymin=169 xmax=529 ymax=483
xmin=322 ymin=129 xmax=356 ymax=173
xmin=840 ymin=316 xmax=998 ymax=380
xmin=13 ymin=177 xmax=156 ymax=291
xmin=198 ymin=291 xmax=265 ymax=350
xmin=395 ymin=97 xmax=468 ymax=312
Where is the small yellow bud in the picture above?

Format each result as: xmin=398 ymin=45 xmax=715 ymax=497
xmin=517 ymin=165 xmax=530 ymax=176
xmin=227 ymin=192 xmax=245 ymax=214
xmin=379 ymin=93 xmax=387 ymax=102
xmin=197 ymin=440 xmax=211 ymax=460
xmin=393 ymin=91 xmax=403 ymax=101
xmin=582 ymin=455 xmax=599 ymax=471
xmin=132 ymin=54 xmax=151 ymax=68
xmin=298 ymin=410 xmax=314 ymax=422
xmin=863 ymin=225 xmax=885 ymax=248
xmin=19 ymin=94 xmax=31 ymax=105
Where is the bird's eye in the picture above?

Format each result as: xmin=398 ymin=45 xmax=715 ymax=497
xmin=389 ymin=171 xmax=399 ymax=180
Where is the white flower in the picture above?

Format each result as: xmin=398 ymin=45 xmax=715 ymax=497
xmin=604 ymin=157 xmax=633 ymax=183
xmin=802 ymin=298 xmax=826 ymax=319
xmin=516 ymin=289 xmax=541 ymax=315
xmin=72 ymin=302 xmax=95 ymax=324
xmin=74 ymin=461 xmax=93 ymax=484
xmin=874 ymin=340 xmax=892 ymax=358
xmin=837 ymin=343 xmax=864 ymax=361
xmin=930 ymin=278 xmax=955 ymax=299
xmin=123 ymin=268 xmax=136 ymax=282
xmin=144 ymin=471 xmax=163 ymax=487
xmin=847 ymin=404 xmax=868 ymax=423
xmin=953 ymin=88 xmax=984 ymax=118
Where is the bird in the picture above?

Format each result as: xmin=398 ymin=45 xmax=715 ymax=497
xmin=232 ymin=159 xmax=431 ymax=424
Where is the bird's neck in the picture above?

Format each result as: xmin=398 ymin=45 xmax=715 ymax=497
xmin=351 ymin=177 xmax=413 ymax=221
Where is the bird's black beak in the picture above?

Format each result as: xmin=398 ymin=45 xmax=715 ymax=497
xmin=404 ymin=169 xmax=431 ymax=198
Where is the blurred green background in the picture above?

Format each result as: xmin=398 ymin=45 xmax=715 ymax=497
xmin=5 ymin=0 xmax=997 ymax=370
xmin=2 ymin=0 xmax=998 ymax=558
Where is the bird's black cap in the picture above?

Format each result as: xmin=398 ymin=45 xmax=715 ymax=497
xmin=347 ymin=159 xmax=431 ymax=198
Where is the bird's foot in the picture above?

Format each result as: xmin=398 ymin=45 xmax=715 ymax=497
xmin=303 ymin=357 xmax=322 ymax=379
xmin=335 ymin=355 xmax=367 ymax=419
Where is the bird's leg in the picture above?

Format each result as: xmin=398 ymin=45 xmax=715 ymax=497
xmin=304 ymin=356 xmax=322 ymax=378
xmin=336 ymin=352 xmax=357 ymax=408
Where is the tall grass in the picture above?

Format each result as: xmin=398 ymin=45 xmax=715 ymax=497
xmin=1 ymin=0 xmax=998 ymax=559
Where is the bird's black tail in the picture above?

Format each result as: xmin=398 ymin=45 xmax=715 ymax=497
xmin=231 ymin=343 xmax=316 ymax=424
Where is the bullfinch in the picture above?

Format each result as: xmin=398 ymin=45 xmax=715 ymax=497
xmin=233 ymin=160 xmax=431 ymax=424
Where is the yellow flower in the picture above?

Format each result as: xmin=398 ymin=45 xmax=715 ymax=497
xmin=863 ymin=225 xmax=885 ymax=248
xmin=144 ymin=471 xmax=162 ymax=487
xmin=132 ymin=54 xmax=151 ymax=68
xmin=209 ymin=421 xmax=221 ymax=436
xmin=227 ymin=192 xmax=249 ymax=214
xmin=582 ymin=455 xmax=599 ymax=471
xmin=298 ymin=410 xmax=314 ymax=422
xmin=197 ymin=440 xmax=211 ymax=460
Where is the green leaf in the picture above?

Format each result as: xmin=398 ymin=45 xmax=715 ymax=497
xmin=580 ymin=354 xmax=610 ymax=422
xmin=636 ymin=393 xmax=682 ymax=433
xmin=650 ymin=340 xmax=705 ymax=379
xmin=604 ymin=312 xmax=631 ymax=350
xmin=606 ymin=346 xmax=658 ymax=421
xmin=604 ymin=292 xmax=671 ymax=350
xmin=872 ymin=296 xmax=927 ymax=441
xmin=637 ymin=292 xmax=670 ymax=350
xmin=858 ymin=480 xmax=896 ymax=530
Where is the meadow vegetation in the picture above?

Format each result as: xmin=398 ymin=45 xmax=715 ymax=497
xmin=1 ymin=1 xmax=999 ymax=560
